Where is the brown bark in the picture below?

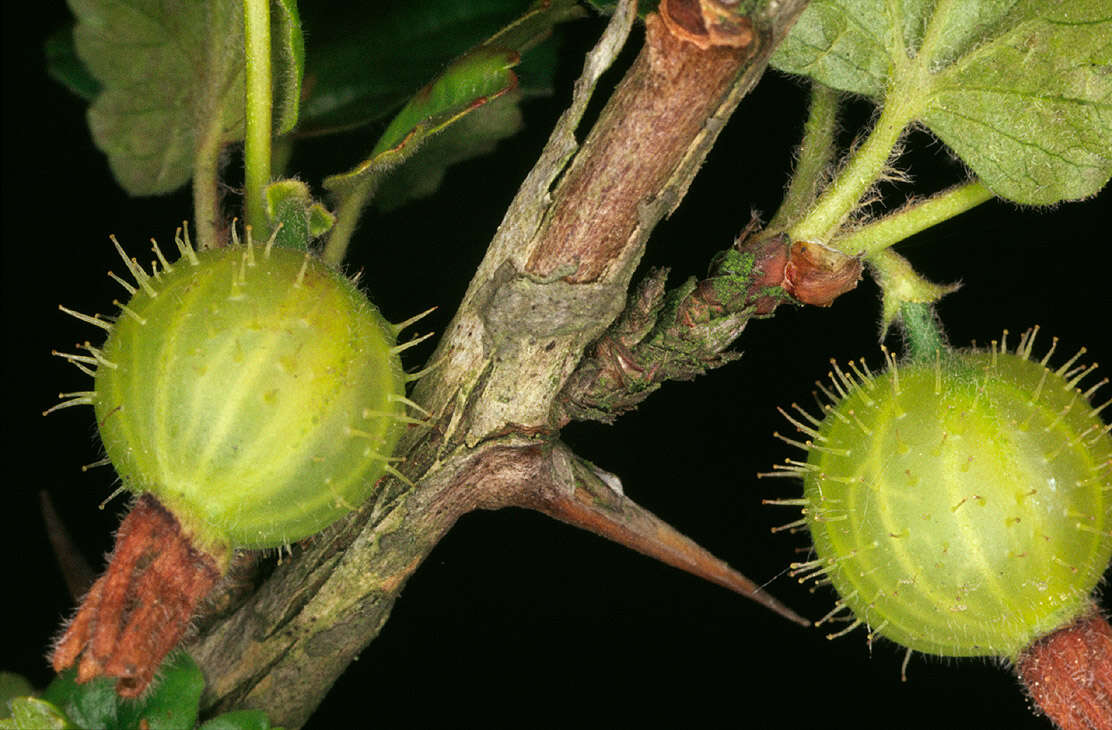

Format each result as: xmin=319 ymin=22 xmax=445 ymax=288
xmin=188 ymin=2 xmax=810 ymax=726
xmin=526 ymin=13 xmax=755 ymax=283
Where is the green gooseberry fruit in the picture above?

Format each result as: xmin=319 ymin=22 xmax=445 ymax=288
xmin=765 ymin=329 xmax=1112 ymax=659
xmin=52 ymin=228 xmax=414 ymax=553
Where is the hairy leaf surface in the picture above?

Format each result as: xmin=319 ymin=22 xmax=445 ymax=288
xmin=772 ymin=0 xmax=1112 ymax=204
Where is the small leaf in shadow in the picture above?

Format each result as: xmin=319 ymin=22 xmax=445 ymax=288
xmin=296 ymin=0 xmax=572 ymax=137
xmin=40 ymin=653 xmax=203 ymax=730
xmin=324 ymin=46 xmax=520 ymax=193
xmin=44 ymin=27 xmax=100 ymax=101
xmin=375 ymin=88 xmax=526 ymax=211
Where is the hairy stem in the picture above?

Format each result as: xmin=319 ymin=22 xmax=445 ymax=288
xmin=838 ymin=180 xmax=993 ymax=258
xmin=242 ymin=0 xmax=272 ymax=234
xmin=768 ymin=82 xmax=840 ymax=232
xmin=192 ymin=108 xmax=225 ymax=251
xmin=323 ymin=177 xmax=372 ymax=267
xmin=789 ymin=93 xmax=918 ymax=245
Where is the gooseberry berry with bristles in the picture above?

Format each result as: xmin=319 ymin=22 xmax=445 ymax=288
xmin=763 ymin=324 xmax=1112 ymax=728
xmin=48 ymin=224 xmax=428 ymax=695
xmin=765 ymin=328 xmax=1112 ymax=658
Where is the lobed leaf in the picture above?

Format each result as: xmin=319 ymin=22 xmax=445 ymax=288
xmin=771 ymin=0 xmax=1112 ymax=204
xmin=769 ymin=0 xmax=893 ymax=99
xmin=68 ymin=0 xmax=304 ymax=196
xmin=922 ymin=1 xmax=1112 ymax=204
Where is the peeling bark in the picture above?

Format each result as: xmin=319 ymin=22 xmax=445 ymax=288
xmin=189 ymin=2 xmax=810 ymax=726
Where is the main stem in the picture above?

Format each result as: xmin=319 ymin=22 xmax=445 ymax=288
xmin=190 ymin=3 xmax=811 ymax=727
xmin=243 ymin=0 xmax=272 ymax=234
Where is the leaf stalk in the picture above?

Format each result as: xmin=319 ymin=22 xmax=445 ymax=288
xmin=768 ymin=82 xmax=840 ymax=232
xmin=788 ymin=93 xmax=917 ymax=246
xmin=323 ymin=179 xmax=372 ymax=267
xmin=838 ymin=180 xmax=993 ymax=258
xmin=243 ymin=0 xmax=272 ymax=234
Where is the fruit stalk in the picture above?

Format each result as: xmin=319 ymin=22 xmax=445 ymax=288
xmin=898 ymin=301 xmax=947 ymax=362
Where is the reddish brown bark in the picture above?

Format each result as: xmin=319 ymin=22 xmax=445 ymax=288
xmin=1017 ymin=608 xmax=1112 ymax=730
xmin=53 ymin=494 xmax=223 ymax=697
xmin=526 ymin=12 xmax=755 ymax=283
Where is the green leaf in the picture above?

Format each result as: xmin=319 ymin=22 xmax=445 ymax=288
xmin=296 ymin=0 xmax=576 ymax=136
xmin=114 ymin=653 xmax=203 ymax=730
xmin=0 ymin=674 xmax=35 ymax=720
xmin=40 ymin=669 xmax=116 ymax=730
xmin=44 ymin=28 xmax=100 ymax=101
xmin=771 ymin=0 xmax=1112 ymax=204
xmin=768 ymin=0 xmax=893 ymax=98
xmin=379 ymin=47 xmax=518 ymax=160
xmin=922 ymin=2 xmax=1112 ymax=204
xmin=38 ymin=653 xmax=203 ymax=730
xmin=68 ymin=0 xmax=304 ymax=196
xmin=323 ymin=45 xmax=520 ymax=192
xmin=0 ymin=697 xmax=72 ymax=730
xmin=321 ymin=0 xmax=584 ymax=201
xmin=374 ymin=88 xmax=525 ymax=210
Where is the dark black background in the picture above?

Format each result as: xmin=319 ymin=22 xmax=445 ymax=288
xmin=5 ymin=3 xmax=1110 ymax=729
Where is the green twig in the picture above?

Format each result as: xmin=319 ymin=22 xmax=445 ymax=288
xmin=192 ymin=108 xmax=225 ymax=250
xmin=768 ymin=82 xmax=840 ymax=232
xmin=243 ymin=0 xmax=272 ymax=233
xmin=837 ymin=180 xmax=993 ymax=258
xmin=323 ymin=178 xmax=374 ymax=267
xmin=788 ymin=93 xmax=918 ymax=245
